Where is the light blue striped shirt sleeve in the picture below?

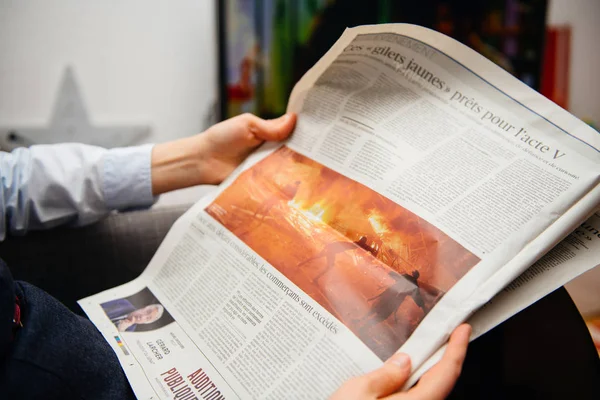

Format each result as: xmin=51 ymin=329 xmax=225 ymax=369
xmin=0 ymin=143 xmax=155 ymax=241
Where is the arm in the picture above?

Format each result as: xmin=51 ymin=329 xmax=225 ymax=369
xmin=0 ymin=113 xmax=296 ymax=240
xmin=0 ymin=143 xmax=154 ymax=240
xmin=412 ymin=289 xmax=426 ymax=311
xmin=150 ymin=113 xmax=296 ymax=194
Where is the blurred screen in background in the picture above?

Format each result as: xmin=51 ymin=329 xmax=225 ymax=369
xmin=218 ymin=0 xmax=547 ymax=120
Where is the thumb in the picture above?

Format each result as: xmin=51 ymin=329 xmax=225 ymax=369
xmin=249 ymin=113 xmax=297 ymax=142
xmin=362 ymin=353 xmax=412 ymax=397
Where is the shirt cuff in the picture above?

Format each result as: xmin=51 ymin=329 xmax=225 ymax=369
xmin=103 ymin=144 xmax=156 ymax=210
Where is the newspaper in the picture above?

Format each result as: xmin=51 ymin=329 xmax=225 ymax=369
xmin=407 ymin=210 xmax=600 ymax=387
xmin=79 ymin=24 xmax=600 ymax=399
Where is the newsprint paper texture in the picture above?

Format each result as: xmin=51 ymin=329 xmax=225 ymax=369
xmin=80 ymin=24 xmax=600 ymax=399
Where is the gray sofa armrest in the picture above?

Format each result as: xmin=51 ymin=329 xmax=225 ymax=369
xmin=0 ymin=205 xmax=190 ymax=313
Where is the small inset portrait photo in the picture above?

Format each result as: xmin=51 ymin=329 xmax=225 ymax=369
xmin=100 ymin=287 xmax=174 ymax=332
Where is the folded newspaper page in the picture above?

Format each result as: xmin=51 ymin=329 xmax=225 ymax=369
xmin=407 ymin=209 xmax=600 ymax=387
xmin=80 ymin=24 xmax=600 ymax=399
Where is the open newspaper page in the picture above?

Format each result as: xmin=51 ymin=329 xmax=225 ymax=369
xmin=79 ymin=24 xmax=599 ymax=399
xmin=283 ymin=23 xmax=599 ymax=368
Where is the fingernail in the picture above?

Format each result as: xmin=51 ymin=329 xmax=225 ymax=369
xmin=463 ymin=325 xmax=473 ymax=341
xmin=388 ymin=353 xmax=410 ymax=368
xmin=465 ymin=324 xmax=472 ymax=336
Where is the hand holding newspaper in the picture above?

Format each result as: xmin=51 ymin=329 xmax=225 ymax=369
xmin=80 ymin=24 xmax=600 ymax=399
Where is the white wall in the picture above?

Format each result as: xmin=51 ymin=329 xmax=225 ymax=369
xmin=548 ymin=0 xmax=600 ymax=123
xmin=0 ymin=0 xmax=217 ymax=144
xmin=1 ymin=0 xmax=597 ymax=147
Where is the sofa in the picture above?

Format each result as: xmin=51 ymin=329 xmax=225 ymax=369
xmin=1 ymin=205 xmax=599 ymax=399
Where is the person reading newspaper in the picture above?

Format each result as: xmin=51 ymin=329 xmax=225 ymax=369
xmin=63 ymin=23 xmax=598 ymax=399
xmin=0 ymin=112 xmax=470 ymax=399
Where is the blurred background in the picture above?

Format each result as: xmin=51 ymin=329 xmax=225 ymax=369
xmin=219 ymin=0 xmax=549 ymax=119
xmin=0 ymin=0 xmax=598 ymax=352
xmin=1 ymin=0 xmax=598 ymax=145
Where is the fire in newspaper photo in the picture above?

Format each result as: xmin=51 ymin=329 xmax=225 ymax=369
xmin=206 ymin=146 xmax=480 ymax=359
xmin=101 ymin=287 xmax=175 ymax=333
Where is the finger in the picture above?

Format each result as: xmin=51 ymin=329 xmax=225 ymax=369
xmin=359 ymin=353 xmax=412 ymax=398
xmin=247 ymin=113 xmax=297 ymax=141
xmin=403 ymin=324 xmax=471 ymax=400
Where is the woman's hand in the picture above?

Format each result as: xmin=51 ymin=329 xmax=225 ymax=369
xmin=151 ymin=113 xmax=296 ymax=195
xmin=330 ymin=324 xmax=471 ymax=400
